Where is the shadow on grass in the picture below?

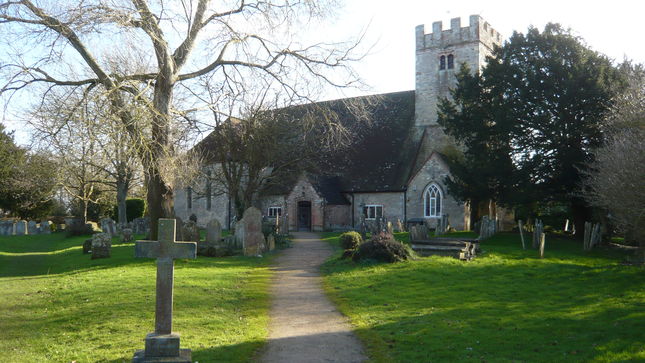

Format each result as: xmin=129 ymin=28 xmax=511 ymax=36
xmin=321 ymin=232 xmax=645 ymax=362
xmin=345 ymin=304 xmax=645 ymax=362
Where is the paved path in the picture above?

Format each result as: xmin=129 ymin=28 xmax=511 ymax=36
xmin=259 ymin=232 xmax=367 ymax=363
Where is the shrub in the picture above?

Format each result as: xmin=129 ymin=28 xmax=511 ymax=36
xmin=262 ymin=220 xmax=277 ymax=238
xmin=274 ymin=233 xmax=291 ymax=248
xmin=339 ymin=231 xmax=363 ymax=250
xmin=352 ymin=231 xmax=411 ymax=263
xmin=111 ymin=198 xmax=146 ymax=222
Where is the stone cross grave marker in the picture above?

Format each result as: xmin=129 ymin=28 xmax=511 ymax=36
xmin=133 ymin=218 xmax=196 ymax=363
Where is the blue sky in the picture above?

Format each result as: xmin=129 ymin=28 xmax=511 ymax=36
xmin=2 ymin=0 xmax=643 ymax=145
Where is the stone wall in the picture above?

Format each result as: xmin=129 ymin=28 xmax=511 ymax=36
xmin=414 ymin=15 xmax=502 ymax=127
xmin=174 ymin=187 xmax=231 ymax=229
xmin=324 ymin=205 xmax=351 ymax=230
xmin=285 ymin=176 xmax=325 ymax=231
xmin=406 ymin=152 xmax=468 ymax=230
xmin=350 ymin=192 xmax=405 ymax=228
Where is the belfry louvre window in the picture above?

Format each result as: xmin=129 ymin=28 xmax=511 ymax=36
xmin=424 ymin=184 xmax=442 ymax=217
xmin=268 ymin=206 xmax=282 ymax=217
xmin=439 ymin=55 xmax=446 ymax=70
xmin=447 ymin=54 xmax=454 ymax=69
xmin=363 ymin=205 xmax=383 ymax=220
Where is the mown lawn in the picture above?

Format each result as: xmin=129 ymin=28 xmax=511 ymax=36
xmin=321 ymin=232 xmax=645 ymax=362
xmin=0 ymin=232 xmax=272 ymax=362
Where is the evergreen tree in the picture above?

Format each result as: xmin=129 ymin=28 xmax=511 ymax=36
xmin=439 ymin=24 xmax=623 ymax=235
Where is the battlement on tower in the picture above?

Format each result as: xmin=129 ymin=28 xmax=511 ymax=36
xmin=415 ymin=15 xmax=502 ymax=52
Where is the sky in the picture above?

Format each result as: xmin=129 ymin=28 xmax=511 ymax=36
xmin=3 ymin=0 xmax=644 ymax=145
xmin=326 ymin=0 xmax=645 ymax=98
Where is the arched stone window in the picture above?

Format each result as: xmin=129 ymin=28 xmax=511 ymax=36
xmin=439 ymin=55 xmax=446 ymax=70
xmin=447 ymin=54 xmax=454 ymax=69
xmin=424 ymin=184 xmax=442 ymax=218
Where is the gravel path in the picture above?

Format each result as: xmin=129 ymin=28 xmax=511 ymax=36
xmin=258 ymin=232 xmax=367 ymax=363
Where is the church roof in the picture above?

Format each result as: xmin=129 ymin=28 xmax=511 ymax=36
xmin=327 ymin=90 xmax=418 ymax=192
xmin=196 ymin=90 xmax=421 ymax=200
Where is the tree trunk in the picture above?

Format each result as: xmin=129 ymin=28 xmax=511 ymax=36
xmin=146 ymin=76 xmax=175 ymax=240
xmin=82 ymin=199 xmax=88 ymax=224
xmin=147 ymin=168 xmax=174 ymax=240
xmin=571 ymin=198 xmax=591 ymax=240
xmin=469 ymin=198 xmax=480 ymax=231
xmin=116 ymin=179 xmax=128 ymax=226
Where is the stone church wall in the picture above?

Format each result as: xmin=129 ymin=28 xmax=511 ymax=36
xmin=285 ymin=177 xmax=325 ymax=231
xmin=350 ymin=192 xmax=405 ymax=228
xmin=407 ymin=153 xmax=468 ymax=230
xmin=174 ymin=187 xmax=230 ymax=229
xmin=324 ymin=205 xmax=351 ymax=231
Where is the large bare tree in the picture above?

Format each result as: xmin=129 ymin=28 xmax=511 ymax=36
xmin=30 ymin=89 xmax=142 ymax=225
xmin=0 ymin=0 xmax=362 ymax=238
xmin=581 ymin=62 xmax=645 ymax=261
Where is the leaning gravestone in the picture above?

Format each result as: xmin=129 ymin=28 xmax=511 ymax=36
xmin=91 ymin=233 xmax=112 ymax=259
xmin=40 ymin=220 xmax=52 ymax=234
xmin=27 ymin=220 xmax=39 ymax=235
xmin=15 ymin=220 xmax=27 ymax=235
xmin=240 ymin=207 xmax=265 ymax=256
xmin=100 ymin=218 xmax=117 ymax=237
xmin=133 ymin=219 xmax=196 ymax=363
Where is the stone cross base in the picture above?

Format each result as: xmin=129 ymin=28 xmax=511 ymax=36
xmin=132 ymin=333 xmax=191 ymax=363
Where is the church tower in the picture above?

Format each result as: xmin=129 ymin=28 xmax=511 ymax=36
xmin=414 ymin=15 xmax=502 ymax=128
xmin=410 ymin=15 xmax=502 ymax=172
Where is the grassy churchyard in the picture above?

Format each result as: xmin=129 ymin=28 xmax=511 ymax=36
xmin=0 ymin=232 xmax=272 ymax=362
xmin=321 ymin=232 xmax=645 ymax=362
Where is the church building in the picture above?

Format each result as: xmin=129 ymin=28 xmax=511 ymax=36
xmin=175 ymin=15 xmax=508 ymax=232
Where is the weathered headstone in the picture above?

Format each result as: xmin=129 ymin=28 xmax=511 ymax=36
xmin=240 ymin=207 xmax=264 ymax=256
xmin=15 ymin=220 xmax=27 ymax=235
xmin=0 ymin=220 xmax=13 ymax=236
xmin=82 ymin=238 xmax=92 ymax=254
xmin=91 ymin=233 xmax=112 ymax=259
xmin=386 ymin=221 xmax=394 ymax=235
xmin=133 ymin=219 xmax=196 ymax=363
xmin=205 ymin=219 xmax=222 ymax=244
xmin=182 ymin=220 xmax=200 ymax=243
xmin=267 ymin=234 xmax=276 ymax=251
xmin=122 ymin=228 xmax=133 ymax=243
xmin=40 ymin=220 xmax=52 ymax=234
xmin=538 ymin=232 xmax=546 ymax=258
xmin=133 ymin=217 xmax=151 ymax=236
xmin=100 ymin=218 xmax=117 ymax=237
xmin=27 ymin=220 xmax=38 ymax=235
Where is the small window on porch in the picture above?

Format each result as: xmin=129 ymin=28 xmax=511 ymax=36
xmin=363 ymin=205 xmax=383 ymax=220
xmin=268 ymin=206 xmax=282 ymax=217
